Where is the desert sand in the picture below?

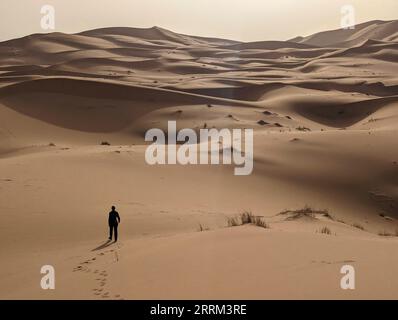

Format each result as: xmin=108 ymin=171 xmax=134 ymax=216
xmin=0 ymin=20 xmax=398 ymax=299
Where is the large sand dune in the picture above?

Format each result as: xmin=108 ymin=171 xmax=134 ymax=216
xmin=0 ymin=20 xmax=398 ymax=299
xmin=290 ymin=20 xmax=398 ymax=47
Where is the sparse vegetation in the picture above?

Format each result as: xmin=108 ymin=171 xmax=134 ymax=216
xmin=279 ymin=205 xmax=331 ymax=221
xmin=378 ymin=230 xmax=398 ymax=237
xmin=296 ymin=126 xmax=311 ymax=132
xmin=227 ymin=211 xmax=269 ymax=229
xmin=227 ymin=217 xmax=240 ymax=227
xmin=378 ymin=231 xmax=393 ymax=237
xmin=379 ymin=213 xmax=394 ymax=221
xmin=319 ymin=226 xmax=332 ymax=235
xmin=253 ymin=216 xmax=269 ymax=228
xmin=198 ymin=224 xmax=209 ymax=232
xmin=241 ymin=211 xmax=254 ymax=224
xmin=257 ymin=120 xmax=269 ymax=126
xmin=352 ymin=223 xmax=365 ymax=231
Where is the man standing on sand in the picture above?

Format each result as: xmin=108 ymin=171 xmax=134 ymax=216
xmin=108 ymin=206 xmax=121 ymax=242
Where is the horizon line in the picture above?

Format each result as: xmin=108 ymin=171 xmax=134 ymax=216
xmin=0 ymin=18 xmax=396 ymax=44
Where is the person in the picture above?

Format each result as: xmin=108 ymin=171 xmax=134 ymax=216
xmin=108 ymin=206 xmax=121 ymax=242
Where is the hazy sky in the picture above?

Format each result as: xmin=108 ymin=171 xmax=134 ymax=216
xmin=0 ymin=0 xmax=397 ymax=41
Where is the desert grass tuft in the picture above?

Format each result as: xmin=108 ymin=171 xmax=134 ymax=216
xmin=227 ymin=217 xmax=240 ymax=227
xmin=227 ymin=211 xmax=269 ymax=229
xmin=378 ymin=230 xmax=394 ymax=237
xmin=253 ymin=216 xmax=269 ymax=229
xmin=319 ymin=226 xmax=332 ymax=235
xmin=296 ymin=126 xmax=311 ymax=132
xmin=197 ymin=224 xmax=209 ymax=232
xmin=279 ymin=205 xmax=331 ymax=220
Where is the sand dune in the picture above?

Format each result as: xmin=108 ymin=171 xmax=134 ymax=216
xmin=0 ymin=20 xmax=398 ymax=299
xmin=323 ymin=40 xmax=398 ymax=62
xmin=221 ymin=40 xmax=316 ymax=50
xmin=290 ymin=20 xmax=398 ymax=47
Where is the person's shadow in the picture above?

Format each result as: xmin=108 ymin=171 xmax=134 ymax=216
xmin=92 ymin=239 xmax=113 ymax=251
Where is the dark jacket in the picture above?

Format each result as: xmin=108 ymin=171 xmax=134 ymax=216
xmin=108 ymin=210 xmax=120 ymax=226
